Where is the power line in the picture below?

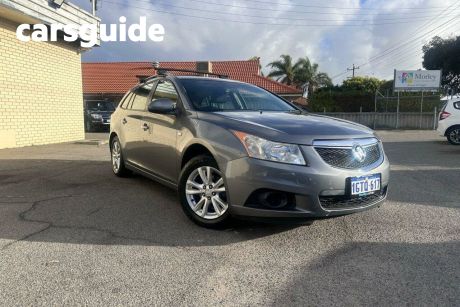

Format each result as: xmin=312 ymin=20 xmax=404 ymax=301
xmin=331 ymin=1 xmax=460 ymax=81
xmin=131 ymin=0 xmax=460 ymax=17
xmin=360 ymin=14 xmax=460 ymax=72
xmin=129 ymin=0 xmax=460 ymax=23
xmin=360 ymin=20 xmax=459 ymax=72
xmin=376 ymin=51 xmax=426 ymax=80
xmin=361 ymin=2 xmax=460 ymax=65
xmin=105 ymin=0 xmax=452 ymax=27
xmin=359 ymin=19 xmax=459 ymax=78
xmin=183 ymin=0 xmax=452 ymax=11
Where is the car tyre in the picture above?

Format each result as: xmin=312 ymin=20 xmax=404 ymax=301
xmin=179 ymin=155 xmax=230 ymax=228
xmin=446 ymin=126 xmax=460 ymax=145
xmin=110 ymin=136 xmax=131 ymax=177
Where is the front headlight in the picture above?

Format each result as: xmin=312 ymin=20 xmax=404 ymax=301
xmin=90 ymin=113 xmax=102 ymax=120
xmin=233 ymin=131 xmax=306 ymax=165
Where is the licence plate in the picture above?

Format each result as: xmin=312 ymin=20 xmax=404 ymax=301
xmin=350 ymin=174 xmax=381 ymax=195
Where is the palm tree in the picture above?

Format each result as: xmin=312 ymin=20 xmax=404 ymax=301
xmin=266 ymin=55 xmax=295 ymax=86
xmin=267 ymin=55 xmax=332 ymax=94
xmin=293 ymin=56 xmax=332 ymax=94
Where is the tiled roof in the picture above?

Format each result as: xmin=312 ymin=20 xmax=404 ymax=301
xmin=82 ymin=60 xmax=302 ymax=95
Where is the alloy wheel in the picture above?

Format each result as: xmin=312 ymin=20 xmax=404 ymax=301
xmin=449 ymin=128 xmax=460 ymax=144
xmin=185 ymin=166 xmax=228 ymax=220
xmin=111 ymin=140 xmax=121 ymax=173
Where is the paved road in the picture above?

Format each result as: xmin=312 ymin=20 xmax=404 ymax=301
xmin=0 ymin=131 xmax=458 ymax=306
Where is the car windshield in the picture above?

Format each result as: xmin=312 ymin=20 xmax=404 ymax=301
xmin=87 ymin=101 xmax=115 ymax=111
xmin=180 ymin=79 xmax=296 ymax=112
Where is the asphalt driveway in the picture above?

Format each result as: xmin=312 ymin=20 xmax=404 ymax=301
xmin=0 ymin=131 xmax=459 ymax=306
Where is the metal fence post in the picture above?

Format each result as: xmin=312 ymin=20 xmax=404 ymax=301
xmin=420 ymin=91 xmax=424 ymax=129
xmin=373 ymin=91 xmax=377 ymax=130
xmin=433 ymin=106 xmax=437 ymax=130
xmin=396 ymin=91 xmax=400 ymax=129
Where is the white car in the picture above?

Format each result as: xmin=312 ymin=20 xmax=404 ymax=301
xmin=438 ymin=97 xmax=460 ymax=145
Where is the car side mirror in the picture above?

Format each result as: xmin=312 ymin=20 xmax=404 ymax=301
xmin=148 ymin=98 xmax=177 ymax=115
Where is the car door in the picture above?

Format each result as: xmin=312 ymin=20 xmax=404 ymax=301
xmin=141 ymin=79 xmax=180 ymax=183
xmin=122 ymin=82 xmax=155 ymax=167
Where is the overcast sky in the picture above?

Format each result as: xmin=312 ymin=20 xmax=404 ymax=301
xmin=71 ymin=0 xmax=459 ymax=84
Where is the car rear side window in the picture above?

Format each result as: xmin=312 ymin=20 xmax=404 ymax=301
xmin=152 ymin=80 xmax=179 ymax=103
xmin=119 ymin=92 xmax=133 ymax=109
xmin=454 ymin=101 xmax=460 ymax=110
xmin=130 ymin=82 xmax=155 ymax=111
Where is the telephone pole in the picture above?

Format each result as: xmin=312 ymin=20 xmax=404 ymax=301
xmin=347 ymin=64 xmax=360 ymax=78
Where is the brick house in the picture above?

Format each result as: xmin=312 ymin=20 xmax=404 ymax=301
xmin=82 ymin=60 xmax=303 ymax=105
xmin=0 ymin=0 xmax=99 ymax=149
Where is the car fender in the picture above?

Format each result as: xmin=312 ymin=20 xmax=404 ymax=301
xmin=178 ymin=121 xmax=247 ymax=174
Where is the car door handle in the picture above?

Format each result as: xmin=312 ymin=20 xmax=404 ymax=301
xmin=142 ymin=123 xmax=150 ymax=131
xmin=122 ymin=118 xmax=127 ymax=125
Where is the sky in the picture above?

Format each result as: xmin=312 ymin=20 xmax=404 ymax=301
xmin=71 ymin=0 xmax=459 ymax=84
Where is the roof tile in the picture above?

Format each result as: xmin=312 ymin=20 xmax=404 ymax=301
xmin=82 ymin=61 xmax=301 ymax=95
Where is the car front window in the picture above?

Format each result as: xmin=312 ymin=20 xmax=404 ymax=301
xmin=180 ymin=79 xmax=296 ymax=112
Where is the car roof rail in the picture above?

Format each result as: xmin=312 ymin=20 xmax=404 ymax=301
xmin=141 ymin=62 xmax=229 ymax=82
xmin=157 ymin=68 xmax=229 ymax=79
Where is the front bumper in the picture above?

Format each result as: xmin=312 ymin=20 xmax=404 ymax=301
xmin=89 ymin=119 xmax=111 ymax=126
xmin=224 ymin=145 xmax=390 ymax=219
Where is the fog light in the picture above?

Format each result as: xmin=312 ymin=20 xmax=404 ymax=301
xmin=258 ymin=191 xmax=289 ymax=209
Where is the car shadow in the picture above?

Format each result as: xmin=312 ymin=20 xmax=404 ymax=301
xmin=0 ymin=159 xmax=303 ymax=248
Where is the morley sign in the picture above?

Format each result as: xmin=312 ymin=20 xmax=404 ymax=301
xmin=394 ymin=70 xmax=441 ymax=92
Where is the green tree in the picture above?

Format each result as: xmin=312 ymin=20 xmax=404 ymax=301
xmin=293 ymin=56 xmax=332 ymax=93
xmin=342 ymin=76 xmax=384 ymax=93
xmin=423 ymin=36 xmax=460 ymax=89
xmin=266 ymin=54 xmax=296 ymax=86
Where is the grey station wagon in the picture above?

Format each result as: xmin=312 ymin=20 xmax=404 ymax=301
xmin=109 ymin=69 xmax=390 ymax=227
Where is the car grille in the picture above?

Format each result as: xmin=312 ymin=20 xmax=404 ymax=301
xmin=319 ymin=187 xmax=387 ymax=210
xmin=315 ymin=143 xmax=381 ymax=169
